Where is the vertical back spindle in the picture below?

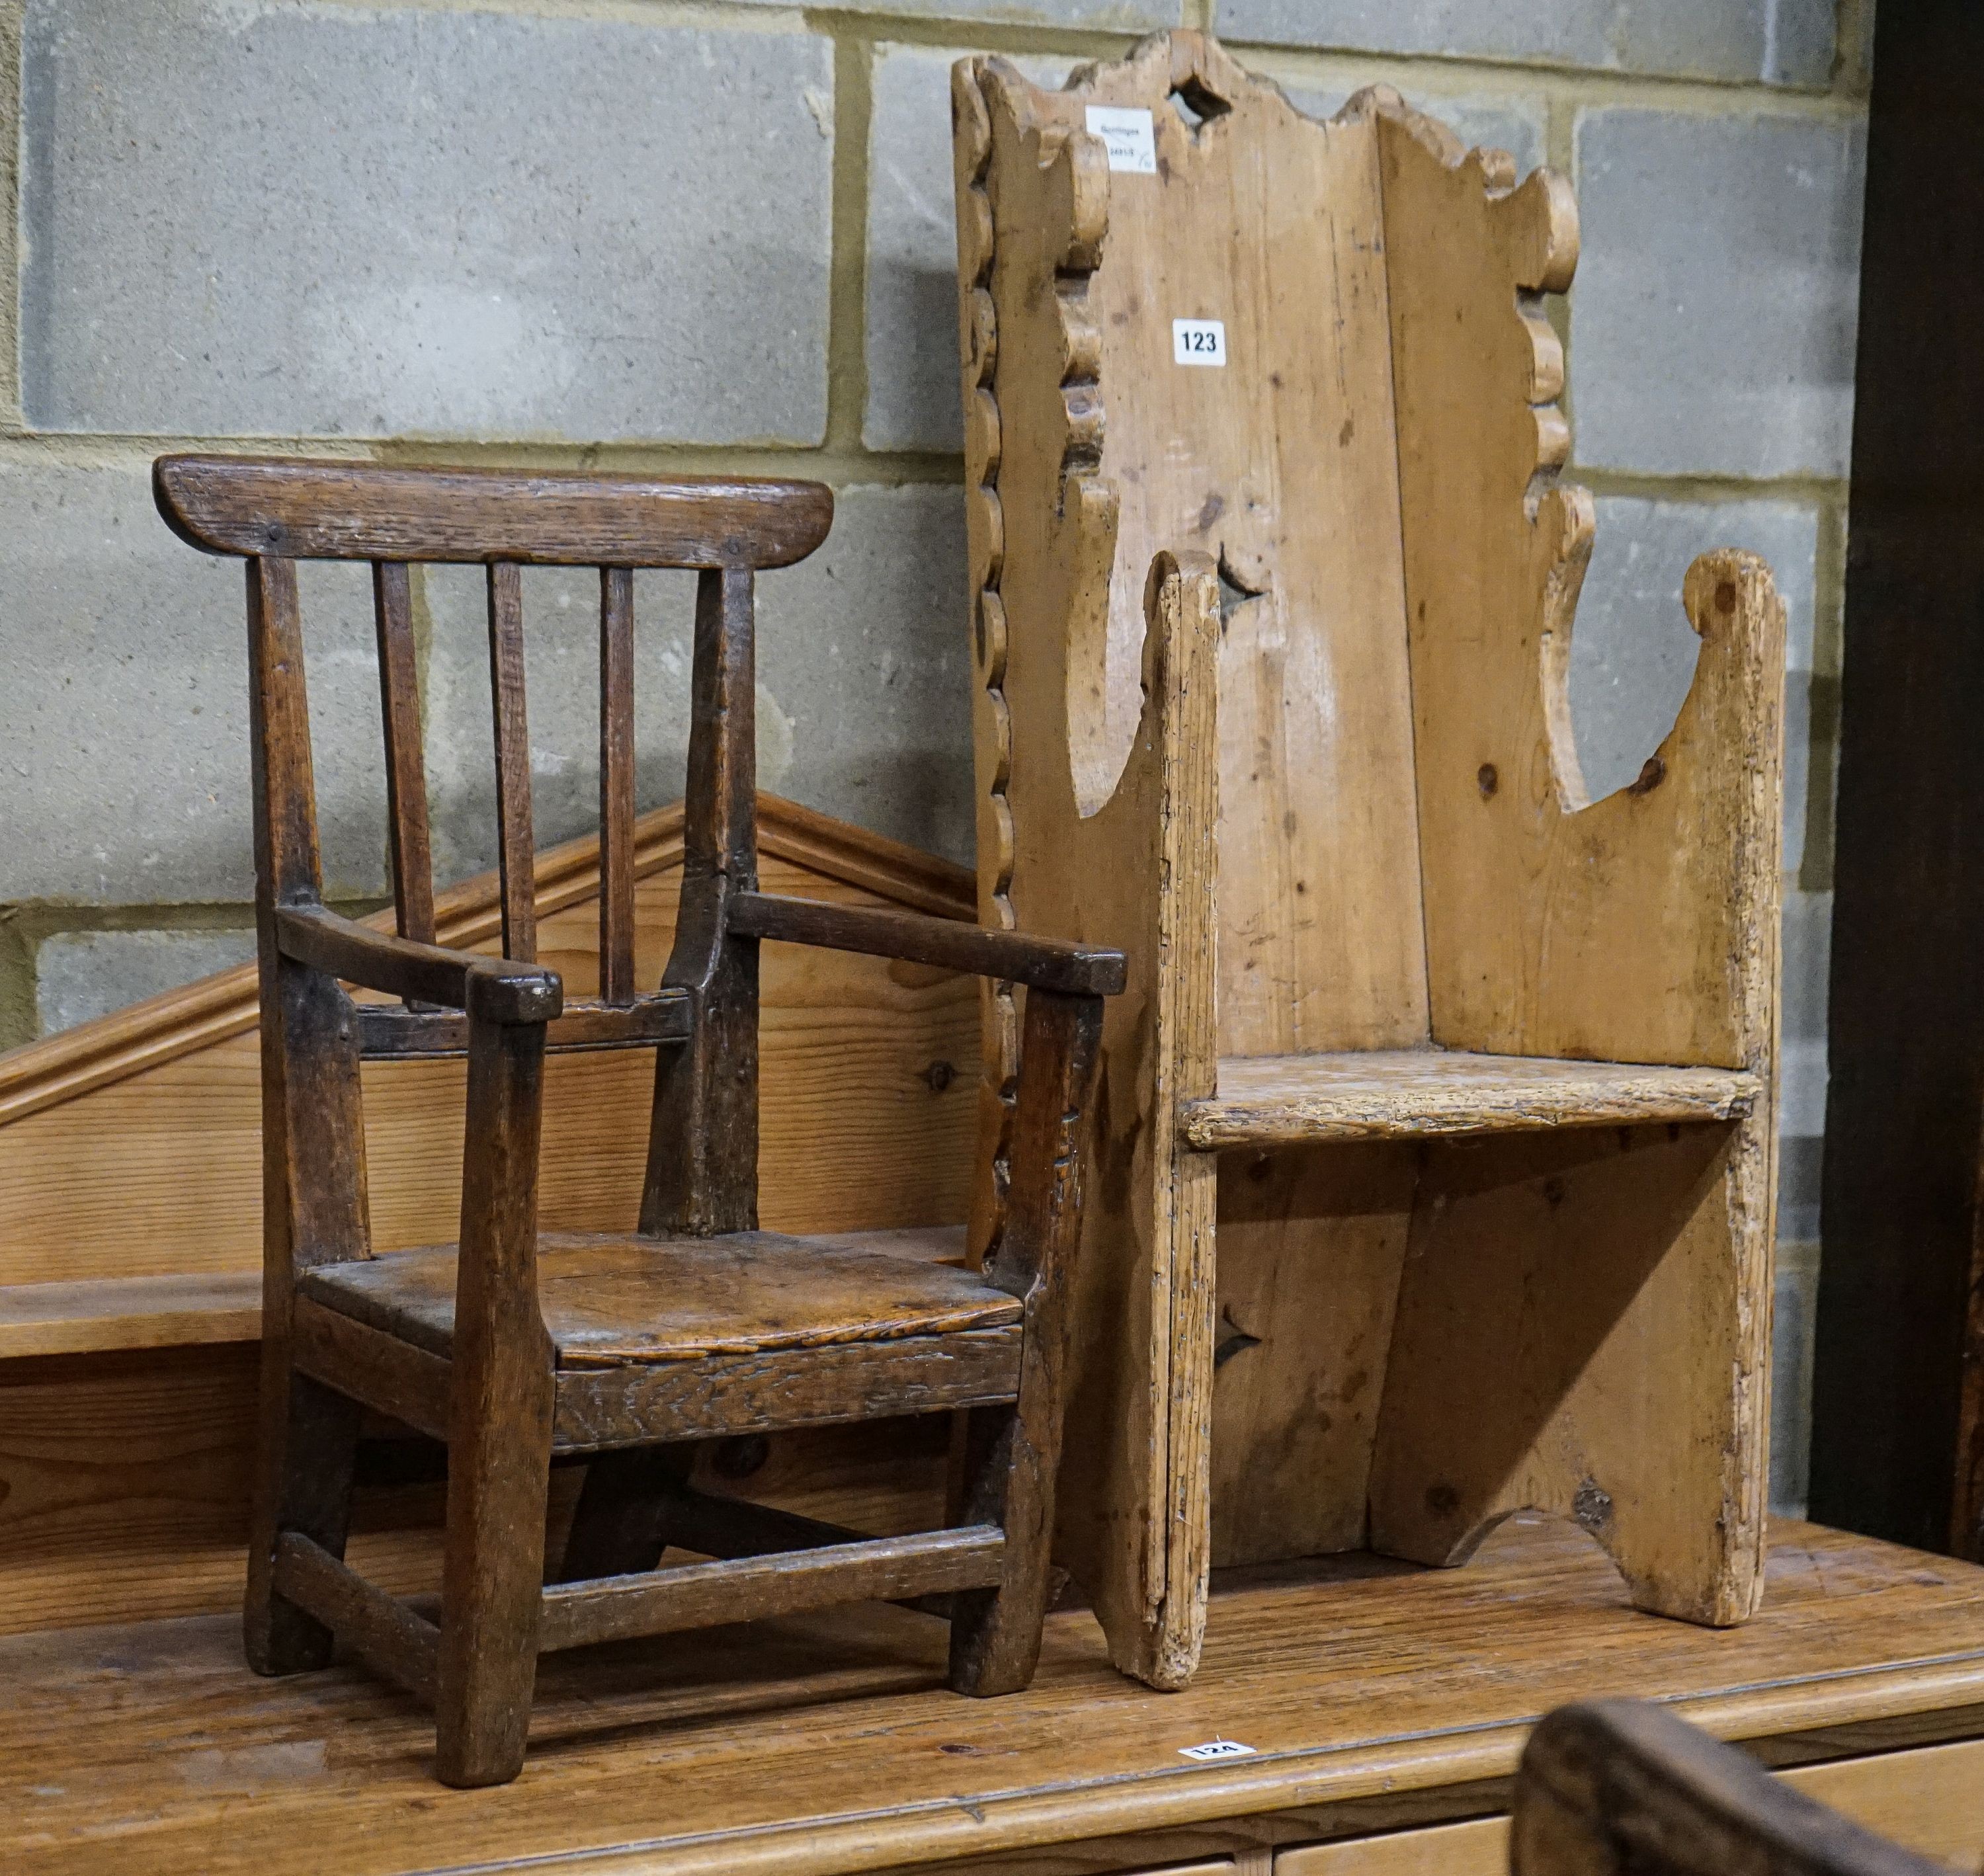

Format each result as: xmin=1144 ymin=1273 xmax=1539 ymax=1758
xmin=372 ymin=562 xmax=436 ymax=948
xmin=487 ymin=561 xmax=536 ymax=963
xmin=599 ymin=567 xmax=636 ymax=1004
xmin=640 ymin=565 xmax=761 ymax=1236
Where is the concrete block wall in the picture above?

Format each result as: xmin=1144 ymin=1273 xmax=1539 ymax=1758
xmin=0 ymin=0 xmax=1869 ymax=1509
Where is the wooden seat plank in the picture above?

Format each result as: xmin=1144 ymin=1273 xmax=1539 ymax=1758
xmin=1181 ymin=1050 xmax=1762 ymax=1149
xmin=299 ymin=1227 xmax=1018 ymax=1368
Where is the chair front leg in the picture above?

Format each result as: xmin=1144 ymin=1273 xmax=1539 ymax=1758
xmin=436 ymin=1013 xmax=557 ymax=1788
xmin=950 ymin=987 xmax=1104 ymax=1697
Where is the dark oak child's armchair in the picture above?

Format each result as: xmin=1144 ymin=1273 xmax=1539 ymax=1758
xmin=154 ymin=456 xmax=1124 ymax=1787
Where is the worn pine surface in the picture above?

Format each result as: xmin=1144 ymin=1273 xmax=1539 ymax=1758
xmin=0 ymin=1270 xmax=263 ymax=1358
xmin=1371 ymin=121 xmax=1785 ymax=1610
xmin=959 ymin=31 xmax=1788 ymax=1680
xmin=958 ymin=31 xmax=1225 ymax=1695
xmin=5 ymin=1520 xmax=1984 ymax=1876
xmin=1182 ymin=1051 xmax=1760 ymax=1149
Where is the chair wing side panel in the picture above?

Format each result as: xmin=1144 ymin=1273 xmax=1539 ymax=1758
xmin=1378 ymin=99 xmax=1784 ymax=1075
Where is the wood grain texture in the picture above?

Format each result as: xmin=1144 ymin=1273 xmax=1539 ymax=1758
xmin=1377 ymin=97 xmax=1781 ymax=1075
xmin=1370 ymin=1121 xmax=1768 ymax=1624
xmin=486 ymin=559 xmax=538 ymax=965
xmin=154 ymin=456 xmax=834 ymax=569
xmin=540 ymin=1527 xmax=1006 ymax=1652
xmin=551 ymin=1324 xmax=1024 ymax=1449
xmin=1284 ymin=1738 xmax=1984 ymax=1876
xmin=1182 ymin=1051 xmax=1760 ymax=1149
xmin=960 ymin=33 xmax=1788 ymax=1680
xmin=356 ymin=990 xmax=690 ymax=1059
xmin=0 ymin=794 xmax=972 ymax=1130
xmin=0 ymin=1345 xmax=946 ymax=1639
xmin=3 ymin=1520 xmax=1984 ymax=1875
xmin=271 ymin=1531 xmax=440 ymax=1703
xmin=302 ymin=1229 xmax=1022 ymax=1366
xmin=957 ymin=40 xmax=1225 ymax=1690
xmin=0 ymin=814 xmax=981 ymax=1639
xmin=1210 ymin=1145 xmax=1412 ymax=1566
xmin=643 ymin=565 xmax=761 ymax=1238
xmin=950 ymin=987 xmax=1105 ymax=1696
xmin=0 ymin=1272 xmax=263 ymax=1358
xmin=292 ymin=1295 xmax=452 ymax=1440
xmin=372 ymin=560 xmax=436 ymax=948
xmin=731 ymin=893 xmax=1126 ymax=997
xmin=168 ymin=455 xmax=1106 ymax=1776
xmin=599 ymin=565 xmax=638 ymax=1004
xmin=1512 ymin=1700 xmax=1947 ymax=1876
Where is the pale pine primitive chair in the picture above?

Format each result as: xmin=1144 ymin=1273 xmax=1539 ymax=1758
xmin=153 ymin=454 xmax=1124 ymax=1787
xmin=954 ymin=30 xmax=1787 ymax=1687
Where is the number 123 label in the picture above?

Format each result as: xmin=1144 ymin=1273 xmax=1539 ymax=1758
xmin=1173 ymin=319 xmax=1227 ymax=367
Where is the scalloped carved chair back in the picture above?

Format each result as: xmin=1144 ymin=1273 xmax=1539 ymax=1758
xmin=953 ymin=32 xmax=1786 ymax=1692
xmin=153 ymin=456 xmax=1124 ymax=1785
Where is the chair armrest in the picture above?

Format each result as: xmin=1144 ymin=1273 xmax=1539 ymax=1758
xmin=727 ymin=891 xmax=1126 ymax=997
xmin=274 ymin=904 xmax=563 ymax=1025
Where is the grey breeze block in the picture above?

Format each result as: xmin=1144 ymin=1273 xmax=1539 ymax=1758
xmin=1211 ymin=0 xmax=1836 ymax=87
xmin=20 ymin=0 xmax=835 ymax=444
xmin=1571 ymin=109 xmax=1866 ymax=479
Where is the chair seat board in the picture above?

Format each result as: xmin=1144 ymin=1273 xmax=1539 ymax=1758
xmin=1182 ymin=1051 xmax=1761 ymax=1149
xmin=299 ymin=1227 xmax=1018 ymax=1368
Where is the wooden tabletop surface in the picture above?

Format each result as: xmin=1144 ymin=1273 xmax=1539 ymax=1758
xmin=7 ymin=1517 xmax=1984 ymax=1876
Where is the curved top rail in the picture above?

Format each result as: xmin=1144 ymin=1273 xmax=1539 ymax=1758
xmin=153 ymin=456 xmax=835 ymax=570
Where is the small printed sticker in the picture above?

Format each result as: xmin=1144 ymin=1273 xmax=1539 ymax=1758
xmin=1173 ymin=319 xmax=1227 ymax=367
xmin=1085 ymin=104 xmax=1157 ymax=175
xmin=1178 ymin=1738 xmax=1257 ymax=1762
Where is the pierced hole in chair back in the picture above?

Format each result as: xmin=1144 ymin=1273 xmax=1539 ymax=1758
xmin=1169 ymin=77 xmax=1231 ymax=132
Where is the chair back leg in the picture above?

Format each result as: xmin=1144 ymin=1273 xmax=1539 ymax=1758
xmin=556 ymin=1444 xmax=696 ymax=1584
xmin=245 ymin=1366 xmax=364 ymax=1675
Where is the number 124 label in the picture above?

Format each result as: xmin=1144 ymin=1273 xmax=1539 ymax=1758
xmin=1173 ymin=319 xmax=1227 ymax=367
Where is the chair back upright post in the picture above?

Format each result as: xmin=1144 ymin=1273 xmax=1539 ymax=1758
xmin=641 ymin=565 xmax=761 ymax=1238
xmin=241 ymin=549 xmax=374 ymax=1674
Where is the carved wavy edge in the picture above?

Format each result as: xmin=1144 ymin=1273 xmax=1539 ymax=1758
xmin=1350 ymin=78 xmax=1597 ymax=811
xmin=955 ymin=54 xmax=1112 ymax=1264
xmin=0 ymin=795 xmax=973 ymax=1130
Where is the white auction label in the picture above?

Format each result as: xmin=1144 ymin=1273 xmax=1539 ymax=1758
xmin=1173 ymin=318 xmax=1227 ymax=367
xmin=1178 ymin=1739 xmax=1257 ymax=1762
xmin=1085 ymin=104 xmax=1157 ymax=175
